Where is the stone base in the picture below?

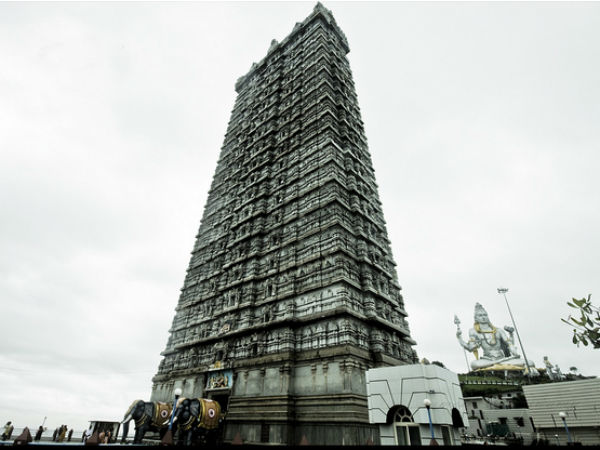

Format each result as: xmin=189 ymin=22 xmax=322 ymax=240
xmin=223 ymin=416 xmax=379 ymax=445
xmin=151 ymin=345 xmax=409 ymax=445
xmin=222 ymin=375 xmax=380 ymax=444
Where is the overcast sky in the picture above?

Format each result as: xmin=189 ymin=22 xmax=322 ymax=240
xmin=1 ymin=1 xmax=599 ymax=433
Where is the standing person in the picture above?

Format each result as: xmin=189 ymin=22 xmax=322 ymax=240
xmin=57 ymin=425 xmax=67 ymax=442
xmin=1 ymin=421 xmax=14 ymax=440
xmin=52 ymin=427 xmax=58 ymax=441
xmin=67 ymin=428 xmax=73 ymax=442
xmin=83 ymin=427 xmax=93 ymax=443
xmin=34 ymin=426 xmax=44 ymax=441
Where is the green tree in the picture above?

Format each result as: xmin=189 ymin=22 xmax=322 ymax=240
xmin=562 ymin=295 xmax=600 ymax=348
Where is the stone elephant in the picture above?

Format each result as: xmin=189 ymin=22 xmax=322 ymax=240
xmin=172 ymin=398 xmax=223 ymax=446
xmin=121 ymin=399 xmax=173 ymax=444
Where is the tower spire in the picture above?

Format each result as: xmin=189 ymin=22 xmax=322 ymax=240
xmin=152 ymin=5 xmax=415 ymax=445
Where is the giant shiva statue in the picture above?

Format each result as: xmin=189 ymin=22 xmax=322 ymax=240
xmin=456 ymin=303 xmax=536 ymax=373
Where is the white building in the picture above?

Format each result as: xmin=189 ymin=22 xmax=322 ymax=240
xmin=464 ymin=396 xmax=535 ymax=444
xmin=366 ymin=364 xmax=469 ymax=446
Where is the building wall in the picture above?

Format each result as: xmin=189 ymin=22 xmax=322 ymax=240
xmin=366 ymin=364 xmax=469 ymax=446
xmin=465 ymin=407 xmax=535 ymax=443
xmin=464 ymin=395 xmax=535 ymax=443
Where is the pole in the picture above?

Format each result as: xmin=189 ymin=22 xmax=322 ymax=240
xmin=42 ymin=416 xmax=47 ymax=427
xmin=560 ymin=413 xmax=573 ymax=444
xmin=497 ymin=288 xmax=532 ymax=377
xmin=169 ymin=388 xmax=182 ymax=430
xmin=426 ymin=406 xmax=434 ymax=440
xmin=424 ymin=399 xmax=437 ymax=445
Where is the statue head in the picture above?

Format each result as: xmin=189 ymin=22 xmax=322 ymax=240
xmin=474 ymin=303 xmax=490 ymax=325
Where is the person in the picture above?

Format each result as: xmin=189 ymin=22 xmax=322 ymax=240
xmin=52 ymin=427 xmax=58 ymax=441
xmin=67 ymin=428 xmax=73 ymax=442
xmin=34 ymin=426 xmax=44 ymax=441
xmin=457 ymin=303 xmax=536 ymax=372
xmin=98 ymin=430 xmax=105 ymax=443
xmin=1 ymin=421 xmax=14 ymax=440
xmin=83 ymin=427 xmax=93 ymax=443
xmin=57 ymin=425 xmax=65 ymax=442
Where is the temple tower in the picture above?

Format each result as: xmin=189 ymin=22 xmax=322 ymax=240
xmin=151 ymin=3 xmax=417 ymax=445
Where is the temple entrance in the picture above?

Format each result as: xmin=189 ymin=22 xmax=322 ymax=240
xmin=209 ymin=392 xmax=230 ymax=413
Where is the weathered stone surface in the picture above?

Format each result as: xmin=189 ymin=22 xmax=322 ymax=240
xmin=151 ymin=2 xmax=416 ymax=445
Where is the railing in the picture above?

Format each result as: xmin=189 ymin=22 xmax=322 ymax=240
xmin=460 ymin=379 xmax=520 ymax=386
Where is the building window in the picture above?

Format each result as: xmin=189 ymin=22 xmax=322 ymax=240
xmin=395 ymin=425 xmax=421 ymax=446
xmin=472 ymin=402 xmax=478 ymax=409
xmin=441 ymin=426 xmax=453 ymax=445
xmin=515 ymin=417 xmax=525 ymax=427
xmin=390 ymin=406 xmax=421 ymax=446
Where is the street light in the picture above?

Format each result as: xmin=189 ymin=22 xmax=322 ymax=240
xmin=497 ymin=287 xmax=533 ymax=377
xmin=423 ymin=399 xmax=437 ymax=445
xmin=559 ymin=411 xmax=573 ymax=444
xmin=168 ymin=388 xmax=183 ymax=430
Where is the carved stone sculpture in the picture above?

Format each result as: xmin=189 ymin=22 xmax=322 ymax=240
xmin=456 ymin=303 xmax=536 ymax=372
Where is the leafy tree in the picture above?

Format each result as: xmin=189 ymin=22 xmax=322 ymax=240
xmin=562 ymin=295 xmax=600 ymax=348
xmin=431 ymin=361 xmax=446 ymax=368
xmin=569 ymin=366 xmax=578 ymax=374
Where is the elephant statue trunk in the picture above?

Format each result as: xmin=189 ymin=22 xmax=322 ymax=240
xmin=120 ymin=399 xmax=173 ymax=444
xmin=120 ymin=400 xmax=139 ymax=443
xmin=121 ymin=421 xmax=130 ymax=444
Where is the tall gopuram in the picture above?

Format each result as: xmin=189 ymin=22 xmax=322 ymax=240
xmin=151 ymin=3 xmax=417 ymax=445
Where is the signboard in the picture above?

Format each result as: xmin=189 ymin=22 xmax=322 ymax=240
xmin=206 ymin=369 xmax=233 ymax=390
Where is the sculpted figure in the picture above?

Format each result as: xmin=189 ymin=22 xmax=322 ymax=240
xmin=457 ymin=303 xmax=535 ymax=372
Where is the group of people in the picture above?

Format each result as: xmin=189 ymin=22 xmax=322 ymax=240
xmin=3 ymin=421 xmax=47 ymax=442
xmin=82 ymin=427 xmax=112 ymax=444
xmin=52 ymin=424 xmax=73 ymax=442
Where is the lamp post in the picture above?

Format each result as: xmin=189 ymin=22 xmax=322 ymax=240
xmin=559 ymin=411 xmax=573 ymax=445
xmin=497 ymin=287 xmax=533 ymax=377
xmin=169 ymin=388 xmax=183 ymax=430
xmin=424 ymin=399 xmax=437 ymax=445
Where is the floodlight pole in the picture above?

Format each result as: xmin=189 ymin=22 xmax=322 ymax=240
xmin=497 ymin=287 xmax=532 ymax=377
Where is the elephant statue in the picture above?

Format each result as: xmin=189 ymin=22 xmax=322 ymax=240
xmin=121 ymin=399 xmax=173 ymax=444
xmin=172 ymin=397 xmax=223 ymax=446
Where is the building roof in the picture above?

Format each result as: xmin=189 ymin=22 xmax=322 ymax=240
xmin=523 ymin=379 xmax=600 ymax=428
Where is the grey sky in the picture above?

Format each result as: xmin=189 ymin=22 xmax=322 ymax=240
xmin=1 ymin=1 xmax=599 ymax=432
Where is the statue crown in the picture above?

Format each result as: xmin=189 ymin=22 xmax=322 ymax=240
xmin=474 ymin=302 xmax=487 ymax=314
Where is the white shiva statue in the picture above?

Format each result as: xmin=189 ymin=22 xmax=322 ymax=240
xmin=456 ymin=303 xmax=536 ymax=373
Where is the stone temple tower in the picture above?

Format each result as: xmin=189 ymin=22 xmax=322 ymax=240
xmin=151 ymin=3 xmax=417 ymax=445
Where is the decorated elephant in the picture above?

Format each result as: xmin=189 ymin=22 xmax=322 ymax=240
xmin=172 ymin=397 xmax=223 ymax=446
xmin=121 ymin=399 xmax=173 ymax=444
